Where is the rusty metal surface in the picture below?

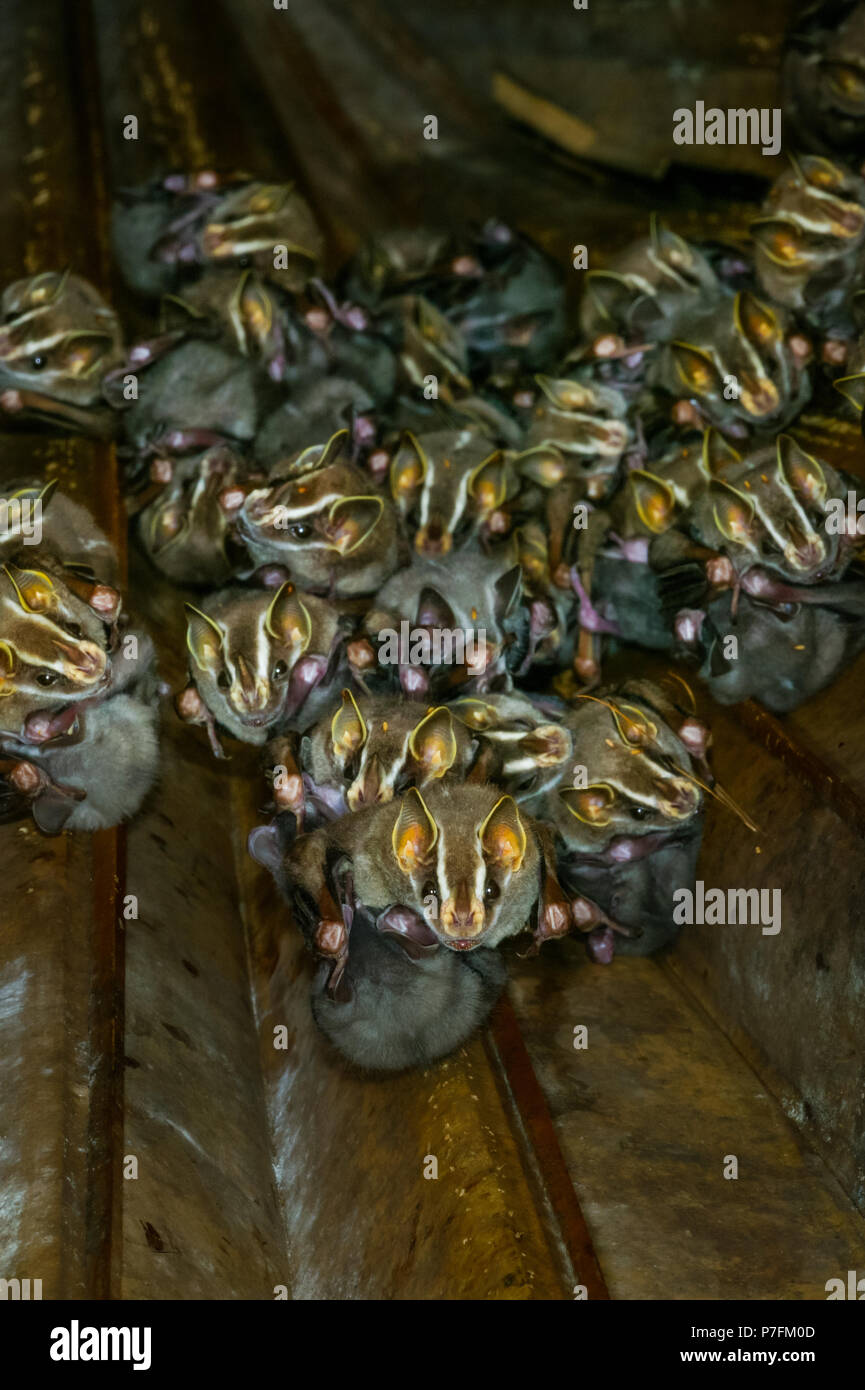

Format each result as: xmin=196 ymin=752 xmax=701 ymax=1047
xmin=507 ymin=946 xmax=865 ymax=1299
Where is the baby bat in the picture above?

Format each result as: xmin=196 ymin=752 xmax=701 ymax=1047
xmin=237 ymin=428 xmax=401 ymax=597
xmin=0 ymin=271 xmax=124 ymax=438
xmin=177 ymin=581 xmax=352 ymax=752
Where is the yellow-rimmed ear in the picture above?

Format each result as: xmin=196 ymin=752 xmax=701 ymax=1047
xmin=185 ymin=602 xmax=224 ymax=672
xmin=479 ymin=795 xmax=526 ymax=871
xmin=734 ymin=290 xmax=781 ymax=348
xmin=700 ymin=426 xmax=741 ymax=479
xmin=2 ymin=563 xmax=57 ymax=613
xmin=409 ymin=706 xmax=458 ymax=779
xmin=560 ymin=783 xmax=616 ymax=826
xmin=534 ymin=375 xmax=594 ymax=411
xmin=776 ymin=435 xmax=827 ymax=508
xmin=468 ymin=450 xmax=508 ymax=511
xmin=326 ymin=494 xmax=382 ymax=553
xmin=392 ymin=786 xmax=438 ymax=873
xmin=824 ymin=60 xmax=865 ymax=104
xmin=750 ymin=218 xmax=808 ymax=268
xmin=670 ymin=341 xmax=720 ymax=395
xmin=264 ymin=582 xmax=311 ymax=652
xmin=610 ymin=701 xmax=658 ymax=748
xmin=330 ymin=687 xmax=367 ymax=758
xmin=0 ymin=639 xmax=16 ymax=697
xmin=710 ymin=480 xmax=757 ymax=545
xmin=514 ymin=445 xmax=567 ymax=487
xmin=58 ymin=331 xmax=116 ymax=377
xmin=318 ymin=428 xmax=350 ymax=470
xmin=649 ymin=213 xmax=692 ymax=265
xmin=802 ymin=153 xmax=846 ymax=190
xmin=583 ymin=269 xmax=632 ymax=323
xmin=229 ymin=269 xmax=273 ymax=347
xmin=628 ymin=469 xmax=676 ymax=533
xmin=448 ymin=697 xmax=497 ymax=730
xmin=389 ymin=431 xmax=427 ymax=501
xmin=833 ymin=373 xmax=865 ymax=411
xmin=159 ymin=292 xmax=206 ymax=333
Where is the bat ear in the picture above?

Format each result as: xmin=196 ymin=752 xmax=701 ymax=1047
xmin=734 ymin=290 xmax=782 ymax=349
xmin=184 ymin=603 xmax=224 ymax=673
xmin=628 ymin=469 xmax=676 ymax=533
xmin=513 ymin=444 xmax=566 ymax=488
xmin=448 ymin=696 xmax=496 ymax=730
xmin=415 ymin=585 xmax=456 ymax=630
xmin=776 ymin=435 xmax=827 ymax=508
xmin=330 ymin=688 xmax=367 ymax=759
xmin=233 ymin=270 xmax=273 ymax=340
xmin=468 ymin=450 xmax=509 ymax=511
xmin=560 ymin=783 xmax=616 ymax=826
xmin=479 ymin=795 xmax=527 ymax=871
xmin=392 ymin=786 xmax=438 ymax=873
xmin=3 ymin=562 xmax=57 ymax=613
xmin=247 ymin=823 xmax=283 ymax=874
xmin=409 ymin=706 xmax=458 ymax=779
xmin=582 ymin=269 xmax=633 ymax=325
xmin=700 ymin=426 xmax=741 ymax=478
xmin=326 ymin=494 xmax=383 ymax=553
xmin=318 ymin=427 xmax=350 ymax=469
xmin=833 ymin=372 xmax=865 ymax=411
xmin=159 ymin=292 xmax=206 ymax=333
xmin=650 ymin=213 xmax=694 ymax=267
xmin=265 ymin=582 xmax=311 ymax=652
xmin=750 ymin=218 xmax=808 ymax=268
xmin=534 ymin=375 xmax=593 ymax=411
xmin=669 ymin=340 xmax=720 ymax=396
xmin=494 ymin=564 xmax=523 ymax=621
xmin=0 ymin=638 xmax=16 ymax=696
xmin=57 ymin=331 xmax=116 ymax=377
xmin=389 ymin=430 xmax=427 ymax=502
xmin=710 ymin=480 xmax=757 ymax=546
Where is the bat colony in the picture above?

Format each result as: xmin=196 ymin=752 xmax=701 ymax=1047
xmin=2 ymin=9 xmax=865 ymax=1071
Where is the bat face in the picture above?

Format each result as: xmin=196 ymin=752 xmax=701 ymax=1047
xmin=548 ymin=690 xmax=703 ymax=855
xmin=684 ymin=436 xmax=845 ymax=584
xmin=449 ymin=690 xmax=573 ymax=800
xmin=579 ymin=220 xmax=719 ymax=342
xmin=303 ymin=691 xmax=474 ymax=812
xmin=752 ymin=155 xmax=865 ymax=326
xmin=0 ymin=560 xmax=113 ymax=740
xmin=0 ymin=272 xmax=124 ymax=436
xmin=167 ymin=271 xmax=288 ymax=380
xmin=198 ymin=181 xmax=324 ymax=291
xmin=658 ymin=289 xmax=812 ymax=436
xmin=182 ymin=583 xmax=342 ymax=745
xmin=783 ymin=2 xmax=865 ymax=155
xmin=388 ymin=782 xmax=541 ymax=951
xmin=347 ymin=227 xmax=454 ymax=302
xmin=139 ymin=446 xmax=254 ymax=586
xmin=239 ymin=429 xmax=399 ymax=596
xmin=388 ymin=426 xmax=517 ymax=552
xmin=519 ymin=374 xmax=632 ymax=501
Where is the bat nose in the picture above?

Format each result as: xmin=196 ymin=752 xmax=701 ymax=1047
xmin=347 ymin=758 xmax=388 ymax=809
xmin=440 ymin=883 xmax=485 ymax=938
xmin=52 ymin=639 xmax=106 ymax=681
xmin=660 ymin=778 xmax=700 ymax=818
xmin=415 ymin=518 xmax=451 ymax=556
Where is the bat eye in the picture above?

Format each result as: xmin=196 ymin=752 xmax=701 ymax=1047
xmin=30 ymin=354 xmax=46 ymax=370
xmin=421 ymin=879 xmax=438 ymax=900
xmin=237 ymin=255 xmax=252 ymax=269
xmin=288 ymin=522 xmax=313 ymax=540
xmin=63 ymin=621 xmax=83 ymax=639
xmin=484 ymin=879 xmax=500 ymax=902
xmin=36 ymin=669 xmax=59 ymax=687
xmin=217 ymin=671 xmax=230 ymax=690
xmin=272 ymin=660 xmax=288 ymax=680
xmin=629 ymin=804 xmax=651 ymax=821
